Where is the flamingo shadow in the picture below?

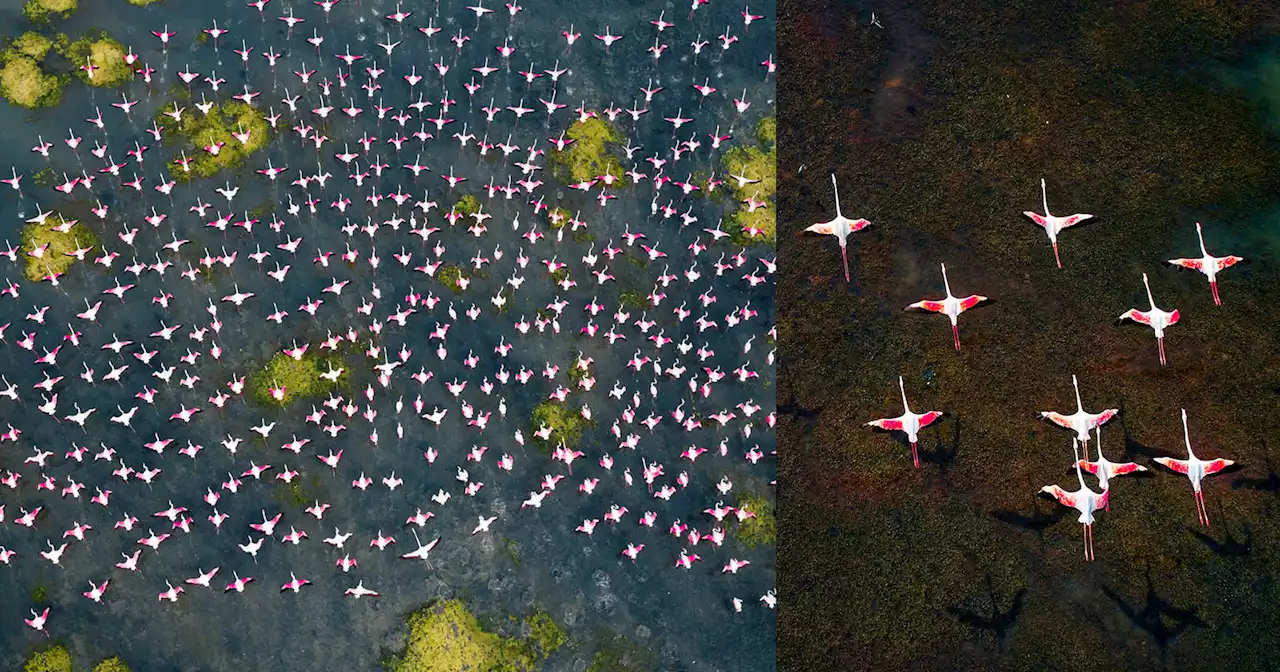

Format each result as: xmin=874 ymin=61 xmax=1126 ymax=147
xmin=1101 ymin=561 xmax=1207 ymax=663
xmin=1232 ymin=439 xmax=1280 ymax=492
xmin=924 ymin=414 xmax=960 ymax=472
xmin=1188 ymin=522 xmax=1252 ymax=558
xmin=989 ymin=500 xmax=1068 ymax=542
xmin=1118 ymin=404 xmax=1166 ymax=462
xmin=945 ymin=572 xmax=1025 ymax=650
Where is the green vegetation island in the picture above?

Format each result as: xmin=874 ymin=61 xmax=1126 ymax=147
xmin=383 ymin=600 xmax=566 ymax=672
xmin=721 ymin=117 xmax=776 ymax=245
xmin=548 ymin=118 xmax=627 ymax=187
xmin=732 ymin=492 xmax=776 ymax=548
xmin=22 ymin=0 xmax=76 ymax=23
xmin=20 ymin=215 xmax=97 ymax=282
xmin=247 ymin=349 xmax=345 ymax=408
xmin=23 ymin=645 xmax=132 ymax=672
xmin=157 ymin=99 xmax=272 ymax=181
xmin=530 ymin=400 xmax=588 ymax=453
xmin=1 ymin=32 xmax=63 ymax=108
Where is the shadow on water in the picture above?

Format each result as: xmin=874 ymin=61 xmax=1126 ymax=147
xmin=923 ymin=414 xmax=959 ymax=472
xmin=989 ymin=501 xmax=1068 ymax=543
xmin=1232 ymin=440 xmax=1280 ymax=492
xmin=1100 ymin=562 xmax=1208 ymax=664
xmin=1188 ymin=521 xmax=1253 ymax=558
xmin=945 ymin=572 xmax=1025 ymax=651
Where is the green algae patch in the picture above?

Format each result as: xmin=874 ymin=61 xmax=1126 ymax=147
xmin=126 ymin=0 xmax=163 ymax=5
xmin=437 ymin=264 xmax=466 ymax=293
xmin=547 ymin=207 xmax=572 ymax=230
xmin=731 ymin=492 xmax=776 ymax=548
xmin=11 ymin=33 xmax=52 ymax=60
xmin=20 ymin=216 xmax=97 ymax=282
xmin=452 ymin=194 xmax=481 ymax=217
xmin=384 ymin=600 xmax=562 ymax=672
xmin=618 ymin=292 xmax=647 ymax=311
xmin=30 ymin=582 xmax=48 ymax=603
xmin=24 ymin=645 xmax=71 ymax=672
xmin=22 ymin=0 xmax=76 ymax=22
xmin=61 ymin=33 xmax=132 ymax=87
xmin=525 ymin=611 xmax=568 ymax=659
xmin=721 ymin=117 xmax=777 ymax=245
xmin=548 ymin=118 xmax=627 ymax=187
xmin=0 ymin=46 xmax=63 ymax=109
xmin=531 ymin=401 xmax=587 ymax=452
xmin=248 ymin=350 xmax=343 ymax=409
xmin=92 ymin=657 xmax=132 ymax=672
xmin=585 ymin=634 xmax=654 ymax=672
xmin=160 ymin=100 xmax=271 ymax=181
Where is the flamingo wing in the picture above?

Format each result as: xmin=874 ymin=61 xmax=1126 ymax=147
xmin=1060 ymin=213 xmax=1093 ymax=227
xmin=1040 ymin=411 xmax=1073 ymax=430
xmin=906 ymin=300 xmax=946 ymax=313
xmin=1154 ymin=457 xmax=1191 ymax=474
xmin=957 ymin=295 xmax=987 ymax=311
xmin=848 ymin=218 xmax=872 ymax=232
xmin=1022 ymin=211 xmax=1048 ymax=227
xmin=1040 ymin=484 xmax=1077 ymax=508
xmin=804 ymin=222 xmax=834 ymax=236
xmin=1202 ymin=458 xmax=1234 ymax=476
xmin=1168 ymin=257 xmax=1204 ymax=272
xmin=1167 ymin=309 xmax=1181 ymax=326
xmin=917 ymin=411 xmax=944 ymax=429
xmin=867 ymin=418 xmax=904 ymax=432
xmin=1215 ymin=255 xmax=1243 ymax=272
xmin=1088 ymin=408 xmax=1119 ymax=428
xmin=1077 ymin=459 xmax=1101 ymax=475
xmin=1119 ymin=308 xmax=1152 ymax=326
xmin=1110 ymin=461 xmax=1146 ymax=476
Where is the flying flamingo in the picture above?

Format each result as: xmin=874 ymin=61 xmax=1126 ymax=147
xmin=1076 ymin=427 xmax=1145 ymax=510
xmin=1038 ymin=375 xmax=1118 ymax=460
xmin=1153 ymin=409 xmax=1235 ymax=527
xmin=1167 ymin=222 xmax=1243 ymax=306
xmin=865 ymin=376 xmax=943 ymax=468
xmin=1021 ymin=177 xmax=1094 ymax=269
xmin=904 ymin=263 xmax=988 ymax=351
xmin=1118 ymin=273 xmax=1179 ymax=366
xmin=1040 ymin=440 xmax=1109 ymax=561
xmin=803 ymin=173 xmax=869 ymax=282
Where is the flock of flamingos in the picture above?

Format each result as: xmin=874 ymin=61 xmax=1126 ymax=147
xmin=804 ymin=172 xmax=1242 ymax=561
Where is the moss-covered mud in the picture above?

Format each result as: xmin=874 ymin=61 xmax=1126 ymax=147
xmin=157 ymin=99 xmax=272 ymax=181
xmin=382 ymin=599 xmax=567 ymax=672
xmin=779 ymin=1 xmax=1280 ymax=670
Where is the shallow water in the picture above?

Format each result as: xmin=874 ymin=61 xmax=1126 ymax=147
xmin=779 ymin=0 xmax=1280 ymax=669
xmin=0 ymin=0 xmax=776 ymax=669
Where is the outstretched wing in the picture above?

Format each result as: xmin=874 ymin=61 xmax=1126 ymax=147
xmin=867 ymin=418 xmax=904 ymax=432
xmin=917 ymin=410 xmax=944 ymax=429
xmin=805 ymin=222 xmax=835 ymax=236
xmin=1154 ymin=457 xmax=1190 ymax=474
xmin=1040 ymin=484 xmax=1077 ymax=508
xmin=1215 ymin=255 xmax=1243 ymax=272
xmin=957 ymin=295 xmax=987 ymax=312
xmin=1060 ymin=213 xmax=1093 ymax=228
xmin=1110 ymin=461 xmax=1146 ymax=476
xmin=1119 ymin=309 xmax=1152 ymax=326
xmin=1202 ymin=458 xmax=1234 ymax=476
xmin=1087 ymin=408 xmax=1119 ymax=429
xmin=906 ymin=300 xmax=946 ymax=313
xmin=1168 ymin=257 xmax=1204 ymax=271
xmin=1040 ymin=411 xmax=1073 ymax=430
xmin=1077 ymin=459 xmax=1101 ymax=475
xmin=1022 ymin=211 xmax=1048 ymax=228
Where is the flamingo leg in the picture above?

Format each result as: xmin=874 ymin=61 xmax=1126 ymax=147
xmin=1052 ymin=241 xmax=1062 ymax=269
xmin=951 ymin=324 xmax=961 ymax=352
xmin=1210 ymin=281 xmax=1221 ymax=306
xmin=1082 ymin=524 xmax=1088 ymax=561
xmin=1157 ymin=338 xmax=1166 ymax=366
xmin=840 ymin=246 xmax=850 ymax=283
xmin=910 ymin=442 xmax=919 ymax=469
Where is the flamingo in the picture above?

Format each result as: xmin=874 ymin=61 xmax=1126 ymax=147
xmin=1153 ymin=410 xmax=1235 ymax=527
xmin=803 ymin=173 xmax=869 ymax=282
xmin=904 ymin=263 xmax=988 ymax=351
xmin=1021 ymin=177 xmax=1094 ymax=269
xmin=865 ymin=376 xmax=943 ymax=468
xmin=1040 ymin=440 xmax=1109 ymax=561
xmin=1167 ymin=222 xmax=1243 ymax=306
xmin=1118 ymin=273 xmax=1179 ymax=366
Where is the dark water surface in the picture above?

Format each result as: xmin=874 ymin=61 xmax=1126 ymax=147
xmin=780 ymin=1 xmax=1280 ymax=670
xmin=0 ymin=0 xmax=776 ymax=670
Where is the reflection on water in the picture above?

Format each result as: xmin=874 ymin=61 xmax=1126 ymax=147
xmin=0 ymin=0 xmax=776 ymax=669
